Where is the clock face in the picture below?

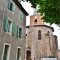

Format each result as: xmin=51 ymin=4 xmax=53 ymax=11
xmin=34 ymin=16 xmax=37 ymax=19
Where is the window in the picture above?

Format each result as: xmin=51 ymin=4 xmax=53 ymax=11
xmin=26 ymin=34 xmax=27 ymax=36
xmin=4 ymin=17 xmax=16 ymax=35
xmin=17 ymin=48 xmax=21 ymax=60
xmin=3 ymin=44 xmax=11 ymax=60
xmin=19 ymin=11 xmax=23 ymax=21
xmin=46 ymin=31 xmax=50 ymax=36
xmin=8 ymin=0 xmax=14 ymax=12
xmin=38 ymin=30 xmax=41 ymax=40
xmin=17 ymin=26 xmax=22 ymax=39
xmin=34 ymin=19 xmax=37 ymax=25
xmin=7 ymin=20 xmax=12 ymax=33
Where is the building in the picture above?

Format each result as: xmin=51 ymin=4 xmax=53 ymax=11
xmin=58 ymin=49 xmax=60 ymax=60
xmin=26 ymin=13 xmax=58 ymax=60
xmin=0 ymin=0 xmax=28 ymax=60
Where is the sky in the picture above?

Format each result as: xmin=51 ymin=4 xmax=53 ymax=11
xmin=21 ymin=1 xmax=60 ymax=49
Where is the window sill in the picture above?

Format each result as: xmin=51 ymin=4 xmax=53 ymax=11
xmin=18 ymin=38 xmax=22 ymax=40
xmin=8 ymin=9 xmax=14 ymax=14
xmin=19 ymin=19 xmax=23 ymax=22
xmin=6 ymin=32 xmax=12 ymax=36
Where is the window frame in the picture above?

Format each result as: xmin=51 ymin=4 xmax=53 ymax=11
xmin=16 ymin=47 xmax=21 ymax=60
xmin=38 ymin=30 xmax=41 ymax=40
xmin=7 ymin=0 xmax=15 ymax=14
xmin=1 ymin=43 xmax=11 ymax=60
xmin=6 ymin=17 xmax=13 ymax=35
xmin=34 ymin=19 xmax=37 ymax=25
xmin=19 ymin=11 xmax=23 ymax=22
xmin=17 ymin=26 xmax=22 ymax=39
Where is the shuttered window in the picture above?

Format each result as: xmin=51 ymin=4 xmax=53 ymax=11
xmin=20 ymin=11 xmax=23 ymax=21
xmin=17 ymin=26 xmax=22 ymax=39
xmin=8 ymin=0 xmax=14 ymax=12
xmin=11 ymin=22 xmax=16 ymax=35
xmin=4 ymin=17 xmax=8 ymax=31
xmin=4 ymin=17 xmax=16 ymax=35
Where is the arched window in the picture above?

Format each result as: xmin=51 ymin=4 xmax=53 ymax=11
xmin=38 ymin=30 xmax=41 ymax=40
xmin=34 ymin=19 xmax=37 ymax=25
xmin=46 ymin=31 xmax=50 ymax=36
xmin=47 ymin=31 xmax=50 ymax=35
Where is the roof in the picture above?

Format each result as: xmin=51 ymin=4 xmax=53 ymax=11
xmin=26 ymin=25 xmax=54 ymax=32
xmin=53 ymin=35 xmax=57 ymax=38
xmin=13 ymin=0 xmax=29 ymax=15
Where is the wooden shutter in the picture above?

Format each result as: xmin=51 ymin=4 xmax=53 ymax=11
xmin=20 ymin=11 xmax=23 ymax=21
xmin=8 ymin=0 xmax=11 ymax=9
xmin=12 ymin=3 xmax=14 ymax=12
xmin=17 ymin=26 xmax=19 ymax=38
xmin=4 ymin=17 xmax=8 ymax=31
xmin=11 ymin=22 xmax=16 ymax=35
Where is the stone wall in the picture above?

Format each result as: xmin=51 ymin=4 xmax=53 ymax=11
xmin=26 ymin=25 xmax=58 ymax=60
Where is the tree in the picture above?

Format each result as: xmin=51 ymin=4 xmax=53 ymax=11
xmin=25 ymin=0 xmax=60 ymax=26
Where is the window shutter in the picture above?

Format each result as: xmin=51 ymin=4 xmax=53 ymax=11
xmin=20 ymin=11 xmax=23 ymax=21
xmin=11 ymin=22 xmax=16 ymax=35
xmin=12 ymin=4 xmax=14 ymax=12
xmin=8 ymin=0 xmax=11 ymax=9
xmin=17 ymin=26 xmax=19 ymax=38
xmin=4 ymin=17 xmax=8 ymax=31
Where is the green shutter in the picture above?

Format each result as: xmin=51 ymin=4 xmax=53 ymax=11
xmin=4 ymin=17 xmax=8 ymax=31
xmin=20 ymin=11 xmax=23 ymax=21
xmin=17 ymin=26 xmax=22 ymax=38
xmin=12 ymin=4 xmax=14 ymax=12
xmin=17 ymin=26 xmax=19 ymax=38
xmin=8 ymin=0 xmax=11 ymax=9
xmin=11 ymin=22 xmax=16 ymax=35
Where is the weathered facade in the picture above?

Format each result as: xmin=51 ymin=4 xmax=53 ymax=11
xmin=58 ymin=49 xmax=60 ymax=60
xmin=26 ymin=14 xmax=58 ymax=60
xmin=0 ymin=0 xmax=28 ymax=60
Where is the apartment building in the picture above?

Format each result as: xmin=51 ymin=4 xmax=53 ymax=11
xmin=0 ymin=0 xmax=28 ymax=60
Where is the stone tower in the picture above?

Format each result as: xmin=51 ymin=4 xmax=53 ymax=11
xmin=26 ymin=8 xmax=58 ymax=60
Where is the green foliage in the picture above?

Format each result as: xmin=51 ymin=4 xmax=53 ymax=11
xmin=48 ymin=56 xmax=56 ymax=58
xmin=25 ymin=0 xmax=60 ymax=26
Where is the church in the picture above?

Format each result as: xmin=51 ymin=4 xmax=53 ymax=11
xmin=26 ymin=8 xmax=58 ymax=60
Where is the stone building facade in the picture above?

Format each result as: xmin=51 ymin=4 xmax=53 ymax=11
xmin=26 ymin=14 xmax=58 ymax=60
xmin=0 ymin=0 xmax=28 ymax=60
xmin=58 ymin=49 xmax=60 ymax=60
